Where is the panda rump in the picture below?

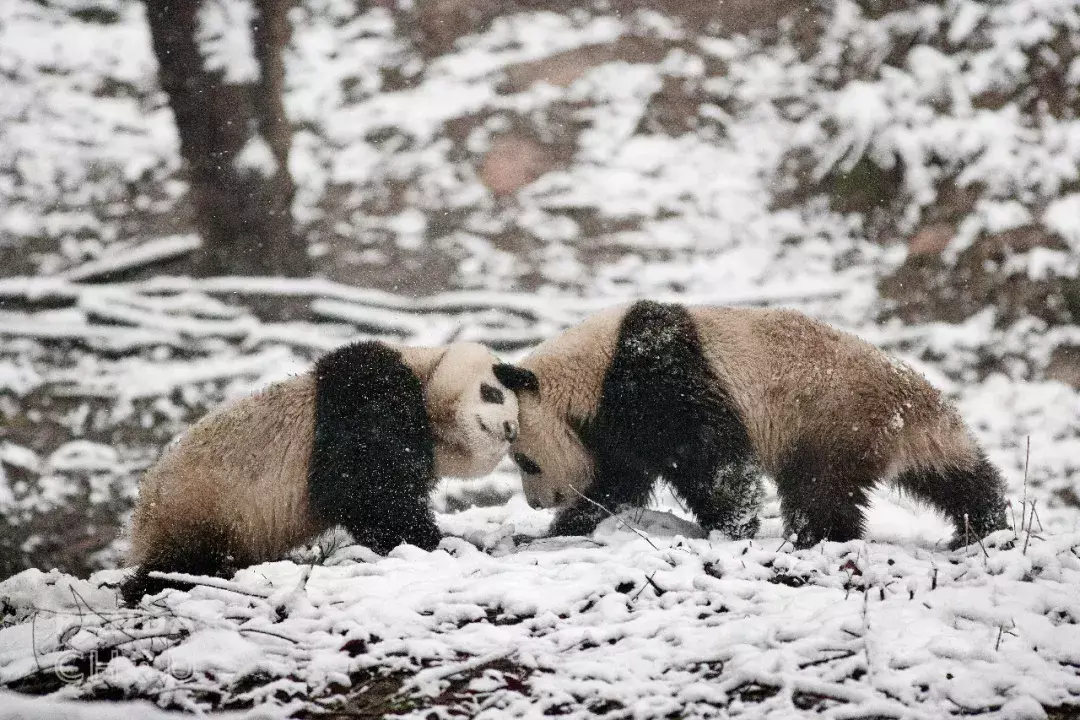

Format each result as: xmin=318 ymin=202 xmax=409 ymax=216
xmin=511 ymin=300 xmax=1008 ymax=548
xmin=121 ymin=341 xmax=513 ymax=605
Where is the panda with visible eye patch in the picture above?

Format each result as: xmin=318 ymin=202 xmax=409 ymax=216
xmin=120 ymin=341 xmax=529 ymax=605
xmin=503 ymin=300 xmax=1008 ymax=549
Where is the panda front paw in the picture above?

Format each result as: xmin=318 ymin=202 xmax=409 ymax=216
xmin=405 ymin=517 xmax=443 ymax=552
xmin=549 ymin=504 xmax=604 ymax=538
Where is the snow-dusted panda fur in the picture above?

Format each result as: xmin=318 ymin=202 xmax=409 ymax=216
xmin=505 ymin=300 xmax=1008 ymax=549
xmin=120 ymin=341 xmax=524 ymax=605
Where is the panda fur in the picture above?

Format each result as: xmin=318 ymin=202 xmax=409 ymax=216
xmin=507 ymin=300 xmax=1009 ymax=549
xmin=120 ymin=340 xmax=525 ymax=605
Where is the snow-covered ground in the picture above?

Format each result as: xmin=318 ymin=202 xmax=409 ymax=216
xmin=1 ymin=514 xmax=1079 ymax=719
xmin=2 ymin=0 xmax=1080 ymax=716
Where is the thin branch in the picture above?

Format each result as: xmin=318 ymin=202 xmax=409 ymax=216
xmin=629 ymin=572 xmax=657 ymax=602
xmin=401 ymin=649 xmax=517 ymax=694
xmin=70 ymin=586 xmax=137 ymax=642
xmin=1020 ymin=436 xmax=1031 ymax=538
xmin=567 ymin=484 xmax=659 ymax=551
xmin=145 ymin=571 xmax=272 ymax=599
xmin=1022 ymin=499 xmax=1037 ymax=555
xmin=1031 ymin=502 xmax=1045 ymax=533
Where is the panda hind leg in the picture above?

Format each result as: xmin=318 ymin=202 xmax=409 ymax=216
xmin=774 ymin=444 xmax=875 ymax=549
xmin=119 ymin=524 xmax=235 ymax=606
xmin=670 ymin=459 xmax=764 ymax=540
xmin=892 ymin=452 xmax=1008 ymax=549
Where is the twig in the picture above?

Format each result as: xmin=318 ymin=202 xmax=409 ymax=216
xmin=797 ymin=650 xmax=857 ymax=669
xmin=238 ymin=627 xmax=302 ymax=644
xmin=402 ymin=649 xmax=517 ymax=694
xmin=69 ymin=586 xmax=137 ymax=642
xmin=146 ymin=571 xmax=272 ymax=598
xmin=1020 ymin=436 xmax=1031 ymax=538
xmin=1022 ymin=499 xmax=1037 ymax=555
xmin=644 ymin=574 xmax=666 ymax=597
xmin=31 ymin=612 xmax=42 ymax=673
xmin=629 ymin=572 xmax=657 ymax=602
xmin=567 ymin=484 xmax=659 ymax=551
xmin=1031 ymin=503 xmax=1044 ymax=533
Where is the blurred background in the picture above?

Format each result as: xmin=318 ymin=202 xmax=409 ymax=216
xmin=1 ymin=0 xmax=1079 ymax=580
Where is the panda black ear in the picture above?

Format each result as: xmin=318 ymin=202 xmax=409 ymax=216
xmin=492 ymin=364 xmax=540 ymax=395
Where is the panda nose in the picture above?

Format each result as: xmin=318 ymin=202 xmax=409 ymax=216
xmin=504 ymin=420 xmax=518 ymax=442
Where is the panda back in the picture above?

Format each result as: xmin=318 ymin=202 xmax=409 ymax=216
xmin=129 ymin=375 xmax=319 ymax=566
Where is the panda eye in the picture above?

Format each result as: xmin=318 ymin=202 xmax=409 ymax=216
xmin=480 ymin=382 xmax=505 ymax=404
xmin=513 ymin=452 xmax=541 ymax=475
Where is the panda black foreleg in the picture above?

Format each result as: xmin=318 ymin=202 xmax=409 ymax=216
xmin=775 ymin=444 xmax=873 ymax=548
xmin=549 ymin=451 xmax=657 ymax=538
xmin=892 ymin=452 xmax=1008 ymax=549
xmin=334 ymin=491 xmax=442 ymax=555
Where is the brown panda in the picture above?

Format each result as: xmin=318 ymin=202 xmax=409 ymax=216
xmin=120 ymin=341 xmax=528 ymax=605
xmin=502 ymin=300 xmax=1008 ymax=549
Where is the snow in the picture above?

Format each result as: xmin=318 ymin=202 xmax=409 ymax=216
xmin=2 ymin=0 xmax=1080 ymax=715
xmin=234 ymin=134 xmax=278 ymax=177
xmin=2 ymin=522 xmax=1079 ymax=717
xmin=196 ymin=0 xmax=260 ymax=85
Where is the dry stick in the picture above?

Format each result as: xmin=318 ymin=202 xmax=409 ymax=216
xmin=69 ymin=586 xmax=137 ymax=642
xmin=1023 ymin=499 xmax=1038 ymax=555
xmin=962 ymin=516 xmax=990 ymax=559
xmin=1031 ymin=503 xmax=1045 ymax=533
xmin=31 ymin=612 xmax=42 ymax=673
xmin=145 ymin=571 xmax=272 ymax=599
xmin=995 ymin=625 xmax=1005 ymax=652
xmin=567 ymin=484 xmax=659 ymax=551
xmin=629 ymin=572 xmax=658 ymax=602
xmin=1020 ymin=436 xmax=1031 ymax=538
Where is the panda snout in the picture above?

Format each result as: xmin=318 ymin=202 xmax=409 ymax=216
xmin=504 ymin=420 xmax=518 ymax=442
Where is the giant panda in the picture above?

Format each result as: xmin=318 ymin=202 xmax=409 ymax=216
xmin=503 ymin=300 xmax=1008 ymax=549
xmin=120 ymin=340 xmax=528 ymax=605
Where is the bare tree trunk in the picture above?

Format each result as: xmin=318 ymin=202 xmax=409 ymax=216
xmin=143 ymin=0 xmax=307 ymax=277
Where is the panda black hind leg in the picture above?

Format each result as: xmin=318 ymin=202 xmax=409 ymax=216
xmin=892 ymin=451 xmax=1008 ymax=549
xmin=120 ymin=524 xmax=235 ymax=606
xmin=665 ymin=427 xmax=764 ymax=541
xmin=774 ymin=442 xmax=876 ymax=548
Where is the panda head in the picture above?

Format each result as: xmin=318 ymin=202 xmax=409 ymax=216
xmin=505 ymin=367 xmax=596 ymax=510
xmin=423 ymin=343 xmax=537 ymax=479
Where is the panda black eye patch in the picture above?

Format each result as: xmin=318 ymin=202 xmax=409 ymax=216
xmin=480 ymin=382 xmax=505 ymax=404
xmin=513 ymin=452 xmax=541 ymax=475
